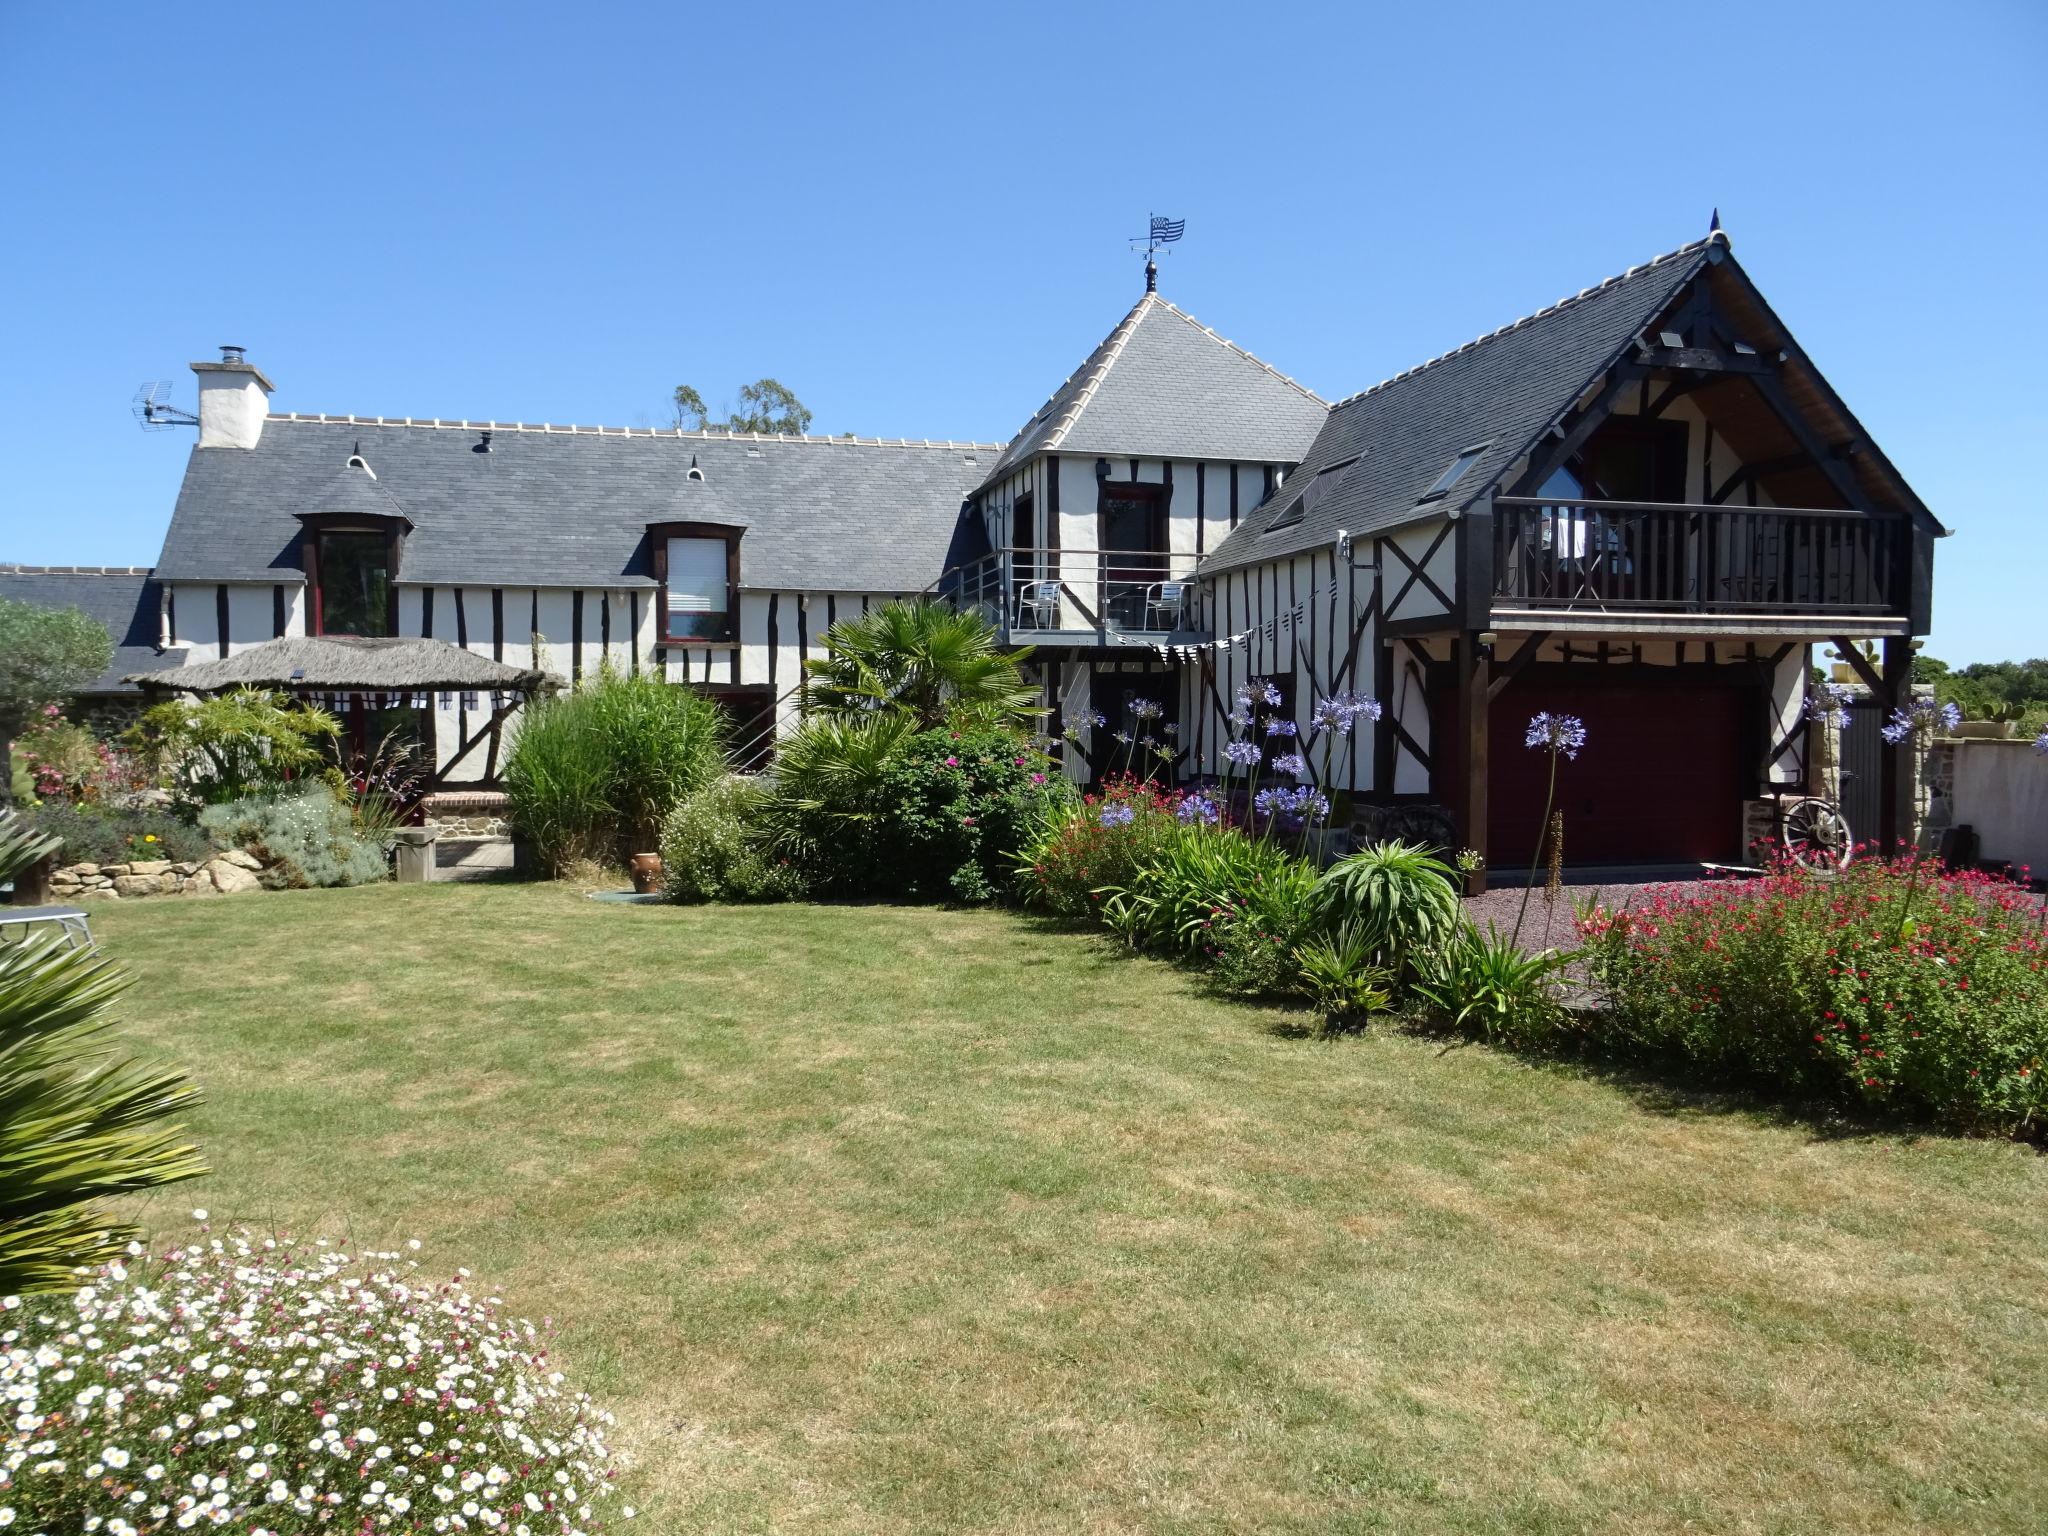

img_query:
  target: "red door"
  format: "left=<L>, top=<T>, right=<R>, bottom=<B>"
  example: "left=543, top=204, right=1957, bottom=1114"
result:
left=1486, top=682, right=1747, bottom=866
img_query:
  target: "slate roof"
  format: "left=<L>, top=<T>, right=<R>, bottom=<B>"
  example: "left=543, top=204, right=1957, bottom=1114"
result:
left=0, top=566, right=175, bottom=694
left=127, top=635, right=553, bottom=694
left=979, top=293, right=1327, bottom=489
left=1202, top=239, right=1715, bottom=574
left=156, top=419, right=1002, bottom=593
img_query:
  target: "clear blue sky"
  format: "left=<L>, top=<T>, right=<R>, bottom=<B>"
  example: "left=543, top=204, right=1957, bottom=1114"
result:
left=2, top=1, right=2041, bottom=664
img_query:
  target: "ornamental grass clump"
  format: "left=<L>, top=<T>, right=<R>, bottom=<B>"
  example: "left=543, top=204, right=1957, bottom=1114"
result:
left=1, top=1229, right=633, bottom=1533
left=1577, top=851, right=2048, bottom=1134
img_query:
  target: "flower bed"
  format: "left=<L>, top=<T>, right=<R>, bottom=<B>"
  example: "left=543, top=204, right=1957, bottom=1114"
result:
left=0, top=1228, right=632, bottom=1533
left=1577, top=853, right=2048, bottom=1134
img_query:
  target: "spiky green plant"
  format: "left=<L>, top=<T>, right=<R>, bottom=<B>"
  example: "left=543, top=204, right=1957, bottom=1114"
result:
left=801, top=600, right=1040, bottom=730
left=753, top=714, right=915, bottom=891
left=0, top=812, right=206, bottom=1293
left=1315, top=839, right=1464, bottom=981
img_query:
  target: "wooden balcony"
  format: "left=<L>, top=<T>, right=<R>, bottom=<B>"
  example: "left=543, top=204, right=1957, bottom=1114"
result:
left=936, top=547, right=1210, bottom=648
left=1489, top=497, right=1912, bottom=628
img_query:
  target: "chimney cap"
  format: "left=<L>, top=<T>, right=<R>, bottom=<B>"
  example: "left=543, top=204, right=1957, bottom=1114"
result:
left=191, top=347, right=276, bottom=392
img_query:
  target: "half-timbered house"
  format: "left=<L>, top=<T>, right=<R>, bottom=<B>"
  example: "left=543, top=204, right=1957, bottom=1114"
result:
left=13, top=224, right=1940, bottom=881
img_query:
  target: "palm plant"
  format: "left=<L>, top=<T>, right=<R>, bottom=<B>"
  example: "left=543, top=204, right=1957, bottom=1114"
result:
left=801, top=600, right=1040, bottom=729
left=0, top=812, right=206, bottom=1293
left=753, top=714, right=916, bottom=889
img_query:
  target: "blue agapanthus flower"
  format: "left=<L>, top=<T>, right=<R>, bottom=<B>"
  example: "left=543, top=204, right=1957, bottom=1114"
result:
left=1272, top=752, right=1308, bottom=778
left=1255, top=679, right=1284, bottom=708
left=1113, top=729, right=1133, bottom=746
left=1805, top=680, right=1856, bottom=730
left=1176, top=795, right=1220, bottom=825
left=2036, top=728, right=2048, bottom=756
left=1162, top=721, right=1180, bottom=737
left=1264, top=718, right=1298, bottom=738
left=1128, top=698, right=1164, bottom=721
left=1310, top=691, right=1383, bottom=735
left=1098, top=802, right=1136, bottom=828
left=1255, top=785, right=1330, bottom=826
left=1524, top=712, right=1588, bottom=760
left=1880, top=708, right=1914, bottom=746
left=1938, top=700, right=1963, bottom=733
left=1223, top=740, right=1263, bottom=767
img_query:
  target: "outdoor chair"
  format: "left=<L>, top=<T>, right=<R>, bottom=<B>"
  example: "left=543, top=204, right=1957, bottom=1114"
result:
left=0, top=906, right=97, bottom=953
left=1143, top=580, right=1187, bottom=631
left=1015, top=579, right=1062, bottom=630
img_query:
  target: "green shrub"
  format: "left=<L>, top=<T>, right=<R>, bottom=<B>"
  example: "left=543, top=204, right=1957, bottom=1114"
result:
left=1413, top=924, right=1572, bottom=1046
left=876, top=727, right=1063, bottom=901
left=503, top=667, right=726, bottom=873
left=0, top=812, right=205, bottom=1293
left=1315, top=839, right=1464, bottom=982
left=1294, top=924, right=1395, bottom=1033
left=1577, top=852, right=2048, bottom=1133
left=130, top=688, right=340, bottom=807
left=198, top=784, right=390, bottom=887
left=15, top=801, right=211, bottom=867
left=661, top=775, right=807, bottom=902
left=1013, top=775, right=1177, bottom=922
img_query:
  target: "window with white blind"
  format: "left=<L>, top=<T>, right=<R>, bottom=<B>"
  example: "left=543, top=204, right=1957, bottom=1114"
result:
left=665, top=535, right=735, bottom=641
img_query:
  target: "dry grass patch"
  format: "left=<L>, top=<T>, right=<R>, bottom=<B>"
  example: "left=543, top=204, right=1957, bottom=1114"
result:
left=92, top=883, right=2048, bottom=1535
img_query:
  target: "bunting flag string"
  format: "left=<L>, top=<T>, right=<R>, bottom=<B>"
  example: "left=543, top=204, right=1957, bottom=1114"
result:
left=1111, top=601, right=1309, bottom=664
left=1104, top=572, right=1341, bottom=663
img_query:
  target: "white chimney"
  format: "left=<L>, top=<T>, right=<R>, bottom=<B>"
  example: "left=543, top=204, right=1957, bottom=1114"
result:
left=190, top=345, right=274, bottom=449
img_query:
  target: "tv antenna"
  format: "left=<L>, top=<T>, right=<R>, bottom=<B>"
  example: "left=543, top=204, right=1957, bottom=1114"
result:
left=133, top=380, right=198, bottom=431
left=1130, top=213, right=1184, bottom=293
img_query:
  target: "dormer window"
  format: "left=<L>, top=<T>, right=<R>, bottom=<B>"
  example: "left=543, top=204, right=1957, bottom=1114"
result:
left=651, top=523, right=741, bottom=643
left=298, top=451, right=410, bottom=637
left=315, top=530, right=393, bottom=637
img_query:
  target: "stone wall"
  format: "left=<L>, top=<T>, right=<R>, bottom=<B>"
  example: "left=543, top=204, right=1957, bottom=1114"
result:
left=421, top=791, right=510, bottom=839
left=51, top=849, right=270, bottom=900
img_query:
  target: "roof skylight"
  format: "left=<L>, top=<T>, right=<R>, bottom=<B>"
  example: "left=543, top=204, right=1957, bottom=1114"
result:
left=1420, top=443, right=1489, bottom=502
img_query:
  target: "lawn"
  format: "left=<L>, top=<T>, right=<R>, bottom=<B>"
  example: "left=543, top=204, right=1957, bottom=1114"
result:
left=96, top=885, right=2048, bottom=1535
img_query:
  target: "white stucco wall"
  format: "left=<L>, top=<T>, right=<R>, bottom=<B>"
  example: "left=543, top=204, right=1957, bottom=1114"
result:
left=1949, top=741, right=2048, bottom=877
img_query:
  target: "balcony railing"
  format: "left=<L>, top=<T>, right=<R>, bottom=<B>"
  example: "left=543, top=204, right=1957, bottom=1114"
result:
left=1490, top=498, right=1908, bottom=616
left=936, top=547, right=1207, bottom=642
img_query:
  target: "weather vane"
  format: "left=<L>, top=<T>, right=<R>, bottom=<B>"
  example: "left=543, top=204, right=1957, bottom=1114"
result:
left=1131, top=213, right=1184, bottom=293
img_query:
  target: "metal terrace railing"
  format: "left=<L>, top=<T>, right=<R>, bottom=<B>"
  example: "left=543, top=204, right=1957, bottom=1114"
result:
left=1490, top=498, right=1909, bottom=616
left=936, top=547, right=1207, bottom=643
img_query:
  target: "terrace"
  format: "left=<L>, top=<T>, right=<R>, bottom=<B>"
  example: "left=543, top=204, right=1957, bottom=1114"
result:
left=935, top=545, right=1210, bottom=647
left=1487, top=495, right=1914, bottom=633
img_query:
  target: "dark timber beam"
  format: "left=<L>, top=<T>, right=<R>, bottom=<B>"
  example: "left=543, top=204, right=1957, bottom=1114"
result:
left=1486, top=631, right=1549, bottom=702
left=1507, top=367, right=1645, bottom=497
left=1878, top=636, right=1911, bottom=854
left=1633, top=345, right=1775, bottom=375
left=1454, top=631, right=1490, bottom=895
left=1747, top=371, right=1874, bottom=513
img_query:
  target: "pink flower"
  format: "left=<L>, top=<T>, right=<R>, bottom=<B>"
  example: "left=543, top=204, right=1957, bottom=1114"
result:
left=945, top=756, right=959, bottom=766
left=1030, top=773, right=1045, bottom=783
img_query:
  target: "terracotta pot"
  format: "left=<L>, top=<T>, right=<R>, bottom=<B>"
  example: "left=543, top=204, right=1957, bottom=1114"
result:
left=629, top=852, right=663, bottom=895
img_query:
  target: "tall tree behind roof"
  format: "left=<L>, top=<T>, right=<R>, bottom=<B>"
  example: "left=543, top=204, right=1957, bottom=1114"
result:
left=671, top=378, right=813, bottom=435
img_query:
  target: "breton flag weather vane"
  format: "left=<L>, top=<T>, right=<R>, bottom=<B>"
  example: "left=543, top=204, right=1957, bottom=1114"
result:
left=1134, top=213, right=1185, bottom=292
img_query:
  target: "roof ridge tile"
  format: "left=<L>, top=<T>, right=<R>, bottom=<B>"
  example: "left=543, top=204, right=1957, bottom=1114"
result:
left=1325, top=237, right=1712, bottom=411
left=265, top=414, right=1004, bottom=452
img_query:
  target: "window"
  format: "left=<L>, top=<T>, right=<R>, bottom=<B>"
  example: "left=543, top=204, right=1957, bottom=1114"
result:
left=665, top=536, right=733, bottom=641
left=1420, top=442, right=1489, bottom=502
left=316, top=530, right=392, bottom=637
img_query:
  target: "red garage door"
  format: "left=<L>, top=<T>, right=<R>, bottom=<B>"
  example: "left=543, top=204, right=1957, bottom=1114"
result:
left=1487, top=683, right=1747, bottom=866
